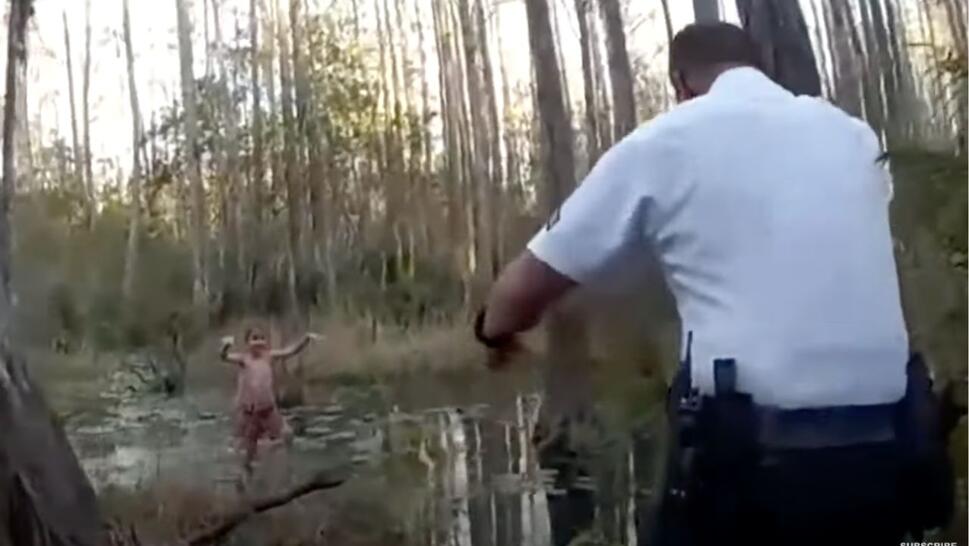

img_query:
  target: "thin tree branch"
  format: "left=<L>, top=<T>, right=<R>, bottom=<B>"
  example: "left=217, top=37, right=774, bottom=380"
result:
left=183, top=469, right=347, bottom=546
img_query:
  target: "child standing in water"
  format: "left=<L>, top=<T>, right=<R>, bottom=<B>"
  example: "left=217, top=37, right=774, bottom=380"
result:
left=220, top=326, right=321, bottom=473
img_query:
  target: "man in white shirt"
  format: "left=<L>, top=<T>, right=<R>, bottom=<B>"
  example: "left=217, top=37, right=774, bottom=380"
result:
left=474, top=23, right=952, bottom=545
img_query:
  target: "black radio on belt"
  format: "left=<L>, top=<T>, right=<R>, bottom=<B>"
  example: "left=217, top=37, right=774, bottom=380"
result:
left=669, top=332, right=702, bottom=503
left=713, top=358, right=737, bottom=395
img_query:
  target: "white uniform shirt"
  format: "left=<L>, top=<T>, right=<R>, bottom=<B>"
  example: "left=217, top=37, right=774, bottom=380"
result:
left=527, top=67, right=908, bottom=409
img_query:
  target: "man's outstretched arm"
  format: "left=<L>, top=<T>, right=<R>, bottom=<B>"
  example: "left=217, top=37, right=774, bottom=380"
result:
left=481, top=250, right=577, bottom=341
left=476, top=132, right=658, bottom=361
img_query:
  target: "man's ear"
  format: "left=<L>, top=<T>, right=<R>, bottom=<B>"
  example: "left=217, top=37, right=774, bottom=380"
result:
left=670, top=70, right=692, bottom=102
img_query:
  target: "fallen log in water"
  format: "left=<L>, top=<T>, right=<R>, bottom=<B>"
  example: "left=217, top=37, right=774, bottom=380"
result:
left=183, top=469, right=347, bottom=546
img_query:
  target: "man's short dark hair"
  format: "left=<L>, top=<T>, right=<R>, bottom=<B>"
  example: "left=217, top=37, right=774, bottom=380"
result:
left=669, top=22, right=760, bottom=76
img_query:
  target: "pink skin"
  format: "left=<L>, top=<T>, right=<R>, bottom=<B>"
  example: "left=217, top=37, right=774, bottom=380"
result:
left=235, top=339, right=277, bottom=412
left=221, top=331, right=315, bottom=472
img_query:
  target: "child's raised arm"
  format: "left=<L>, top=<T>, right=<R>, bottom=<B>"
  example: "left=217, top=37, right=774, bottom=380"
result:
left=271, top=333, right=323, bottom=359
left=220, top=336, right=245, bottom=366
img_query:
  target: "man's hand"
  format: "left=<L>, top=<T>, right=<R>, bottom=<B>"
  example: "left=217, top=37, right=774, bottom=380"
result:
left=485, top=336, right=526, bottom=370
left=307, top=332, right=324, bottom=342
left=475, top=308, right=529, bottom=370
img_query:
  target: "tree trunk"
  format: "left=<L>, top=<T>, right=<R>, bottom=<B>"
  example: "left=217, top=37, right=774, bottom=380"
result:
left=659, top=0, right=674, bottom=44
left=61, top=12, right=83, bottom=199
left=599, top=0, right=637, bottom=140
left=548, top=0, right=572, bottom=121
left=374, top=0, right=390, bottom=202
left=248, top=0, right=264, bottom=300
left=867, top=0, right=901, bottom=144
left=262, top=0, right=279, bottom=199
left=211, top=0, right=245, bottom=292
left=914, top=0, right=942, bottom=131
left=942, top=0, right=967, bottom=54
left=575, top=0, right=601, bottom=168
left=176, top=0, right=210, bottom=306
left=807, top=0, right=831, bottom=98
left=0, top=1, right=100, bottom=544
left=121, top=0, right=143, bottom=301
left=474, top=0, right=503, bottom=273
left=822, top=0, right=863, bottom=117
left=522, top=0, right=592, bottom=420
left=81, top=0, right=94, bottom=226
left=457, top=0, right=493, bottom=283
left=588, top=10, right=613, bottom=150
left=416, top=0, right=433, bottom=174
left=446, top=0, right=477, bottom=292
left=857, top=0, right=886, bottom=139
left=432, top=0, right=461, bottom=251
left=275, top=0, right=303, bottom=314
left=885, top=0, right=921, bottom=143
left=693, top=0, right=720, bottom=22
left=736, top=0, right=822, bottom=96
left=495, top=6, right=518, bottom=194
left=414, top=0, right=435, bottom=256
left=393, top=0, right=419, bottom=276
left=290, top=0, right=327, bottom=296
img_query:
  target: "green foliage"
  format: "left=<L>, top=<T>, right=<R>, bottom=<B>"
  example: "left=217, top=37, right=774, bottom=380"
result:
left=338, top=249, right=463, bottom=324
left=12, top=191, right=195, bottom=353
left=888, top=148, right=968, bottom=264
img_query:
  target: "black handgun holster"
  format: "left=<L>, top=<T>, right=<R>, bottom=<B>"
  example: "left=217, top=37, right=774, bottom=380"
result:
left=896, top=353, right=956, bottom=535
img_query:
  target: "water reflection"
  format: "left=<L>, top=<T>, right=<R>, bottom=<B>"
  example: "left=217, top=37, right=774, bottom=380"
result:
left=67, top=388, right=658, bottom=544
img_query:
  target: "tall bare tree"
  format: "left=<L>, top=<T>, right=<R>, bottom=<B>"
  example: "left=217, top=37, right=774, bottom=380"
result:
left=494, top=5, right=518, bottom=193
left=857, top=0, right=886, bottom=138
left=457, top=0, right=493, bottom=283
left=291, top=0, right=329, bottom=295
left=415, top=0, right=433, bottom=174
left=659, top=0, right=674, bottom=44
left=588, top=7, right=613, bottom=150
left=599, top=0, right=636, bottom=140
left=0, top=1, right=100, bottom=543
left=81, top=0, right=94, bottom=226
left=575, top=0, right=601, bottom=167
left=276, top=0, right=303, bottom=311
left=736, top=0, right=822, bottom=96
left=432, top=0, right=461, bottom=249
left=822, top=0, right=863, bottom=117
left=61, top=12, right=83, bottom=196
left=122, top=0, right=144, bottom=300
left=522, top=0, right=591, bottom=423
left=210, top=0, right=245, bottom=285
left=474, top=0, right=503, bottom=272
left=176, top=0, right=210, bottom=305
left=248, top=0, right=264, bottom=297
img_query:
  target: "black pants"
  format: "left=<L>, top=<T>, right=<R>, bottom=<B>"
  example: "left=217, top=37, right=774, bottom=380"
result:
left=648, top=439, right=907, bottom=546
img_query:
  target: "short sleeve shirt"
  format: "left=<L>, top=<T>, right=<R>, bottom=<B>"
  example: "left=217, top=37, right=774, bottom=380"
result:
left=527, top=67, right=908, bottom=409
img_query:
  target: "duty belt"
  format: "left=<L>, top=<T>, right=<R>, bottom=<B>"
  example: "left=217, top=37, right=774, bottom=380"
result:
left=708, top=356, right=898, bottom=450
left=755, top=403, right=897, bottom=450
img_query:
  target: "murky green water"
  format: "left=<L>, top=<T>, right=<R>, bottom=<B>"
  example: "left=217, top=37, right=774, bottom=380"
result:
left=58, top=365, right=658, bottom=545
left=54, top=363, right=965, bottom=546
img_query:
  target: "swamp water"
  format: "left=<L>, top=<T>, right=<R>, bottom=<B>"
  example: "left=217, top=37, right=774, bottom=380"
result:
left=56, top=365, right=662, bottom=546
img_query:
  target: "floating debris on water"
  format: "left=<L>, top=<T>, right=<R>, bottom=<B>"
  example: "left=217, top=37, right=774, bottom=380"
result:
left=303, top=425, right=333, bottom=438
left=325, top=430, right=356, bottom=442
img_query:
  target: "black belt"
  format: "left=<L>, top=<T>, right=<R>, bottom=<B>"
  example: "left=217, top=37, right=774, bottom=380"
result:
left=756, top=403, right=897, bottom=450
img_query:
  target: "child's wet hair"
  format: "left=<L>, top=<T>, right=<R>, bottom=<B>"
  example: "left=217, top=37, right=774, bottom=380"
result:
left=243, top=322, right=269, bottom=343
